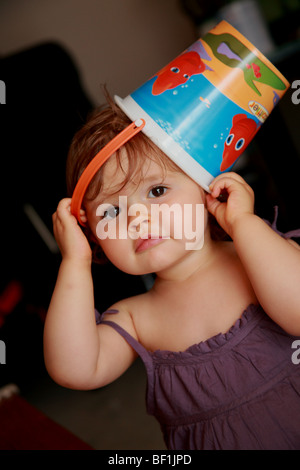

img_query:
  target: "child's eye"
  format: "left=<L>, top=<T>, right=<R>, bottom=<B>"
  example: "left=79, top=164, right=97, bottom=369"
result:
left=103, top=205, right=120, bottom=220
left=148, top=186, right=167, bottom=198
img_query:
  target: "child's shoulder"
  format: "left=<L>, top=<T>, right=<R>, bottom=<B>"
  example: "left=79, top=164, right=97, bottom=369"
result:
left=107, top=290, right=151, bottom=315
left=102, top=291, right=152, bottom=340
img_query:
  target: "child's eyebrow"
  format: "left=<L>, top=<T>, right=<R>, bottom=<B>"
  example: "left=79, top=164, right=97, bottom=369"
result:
left=93, top=172, right=168, bottom=206
left=94, top=191, right=120, bottom=205
left=140, top=173, right=167, bottom=185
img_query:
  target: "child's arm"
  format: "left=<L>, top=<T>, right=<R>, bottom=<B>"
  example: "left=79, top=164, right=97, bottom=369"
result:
left=207, top=173, right=300, bottom=335
left=44, top=199, right=137, bottom=390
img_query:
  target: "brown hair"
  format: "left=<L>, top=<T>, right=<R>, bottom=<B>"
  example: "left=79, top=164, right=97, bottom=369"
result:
left=66, top=90, right=180, bottom=199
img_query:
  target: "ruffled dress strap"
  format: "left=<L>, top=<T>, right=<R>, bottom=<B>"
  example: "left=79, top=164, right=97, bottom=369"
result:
left=95, top=309, right=154, bottom=377
left=264, top=206, right=300, bottom=239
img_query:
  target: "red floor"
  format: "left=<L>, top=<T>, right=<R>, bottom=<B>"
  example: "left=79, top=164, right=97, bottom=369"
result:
left=0, top=394, right=93, bottom=450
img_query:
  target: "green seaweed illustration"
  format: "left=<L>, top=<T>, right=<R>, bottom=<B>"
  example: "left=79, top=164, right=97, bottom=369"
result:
left=203, top=32, right=286, bottom=96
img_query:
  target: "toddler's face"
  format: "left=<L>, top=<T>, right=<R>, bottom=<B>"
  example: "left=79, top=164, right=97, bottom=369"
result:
left=85, top=151, right=208, bottom=275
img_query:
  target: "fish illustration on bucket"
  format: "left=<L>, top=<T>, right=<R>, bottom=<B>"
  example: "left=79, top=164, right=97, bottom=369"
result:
left=115, top=21, right=289, bottom=191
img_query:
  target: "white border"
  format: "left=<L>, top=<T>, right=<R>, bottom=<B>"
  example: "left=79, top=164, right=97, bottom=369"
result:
left=114, top=95, right=213, bottom=192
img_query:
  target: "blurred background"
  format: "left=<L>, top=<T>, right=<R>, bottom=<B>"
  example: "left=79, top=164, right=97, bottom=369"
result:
left=0, top=0, right=299, bottom=450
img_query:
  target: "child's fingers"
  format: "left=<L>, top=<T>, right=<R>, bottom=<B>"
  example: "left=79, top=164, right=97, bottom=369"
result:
left=210, top=173, right=246, bottom=191
left=52, top=199, right=77, bottom=233
left=53, top=198, right=88, bottom=229
left=55, top=198, right=74, bottom=221
left=209, top=174, right=251, bottom=198
left=209, top=177, right=237, bottom=198
left=206, top=193, right=222, bottom=217
left=57, top=197, right=72, bottom=212
left=210, top=172, right=247, bottom=187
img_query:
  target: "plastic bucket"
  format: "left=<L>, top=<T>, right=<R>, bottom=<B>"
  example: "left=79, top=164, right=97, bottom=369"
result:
left=115, top=21, right=289, bottom=191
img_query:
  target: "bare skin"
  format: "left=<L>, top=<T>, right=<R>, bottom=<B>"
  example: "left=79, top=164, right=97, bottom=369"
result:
left=44, top=157, right=300, bottom=391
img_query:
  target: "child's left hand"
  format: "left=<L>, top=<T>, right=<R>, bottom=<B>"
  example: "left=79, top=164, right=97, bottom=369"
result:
left=206, top=172, right=254, bottom=238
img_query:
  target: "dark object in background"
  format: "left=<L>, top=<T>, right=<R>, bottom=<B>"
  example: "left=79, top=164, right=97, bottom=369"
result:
left=0, top=43, right=146, bottom=390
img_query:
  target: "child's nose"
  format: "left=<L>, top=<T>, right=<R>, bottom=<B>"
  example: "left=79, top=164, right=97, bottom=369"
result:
left=127, top=203, right=151, bottom=236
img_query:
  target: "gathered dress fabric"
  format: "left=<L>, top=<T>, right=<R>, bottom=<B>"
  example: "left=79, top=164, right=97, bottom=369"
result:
left=96, top=211, right=300, bottom=450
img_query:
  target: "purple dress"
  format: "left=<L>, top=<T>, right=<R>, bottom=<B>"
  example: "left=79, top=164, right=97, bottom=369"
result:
left=96, top=211, right=300, bottom=450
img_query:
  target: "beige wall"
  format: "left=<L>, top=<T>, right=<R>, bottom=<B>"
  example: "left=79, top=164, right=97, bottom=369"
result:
left=0, top=0, right=196, bottom=104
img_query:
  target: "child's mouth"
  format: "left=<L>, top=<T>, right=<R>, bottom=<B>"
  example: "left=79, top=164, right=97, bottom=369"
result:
left=135, top=235, right=168, bottom=253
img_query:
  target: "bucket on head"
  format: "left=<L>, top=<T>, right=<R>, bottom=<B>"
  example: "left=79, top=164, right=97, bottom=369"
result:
left=115, top=21, right=289, bottom=192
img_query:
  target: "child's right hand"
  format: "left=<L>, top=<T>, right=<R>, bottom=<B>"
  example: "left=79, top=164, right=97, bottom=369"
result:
left=52, top=198, right=92, bottom=263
